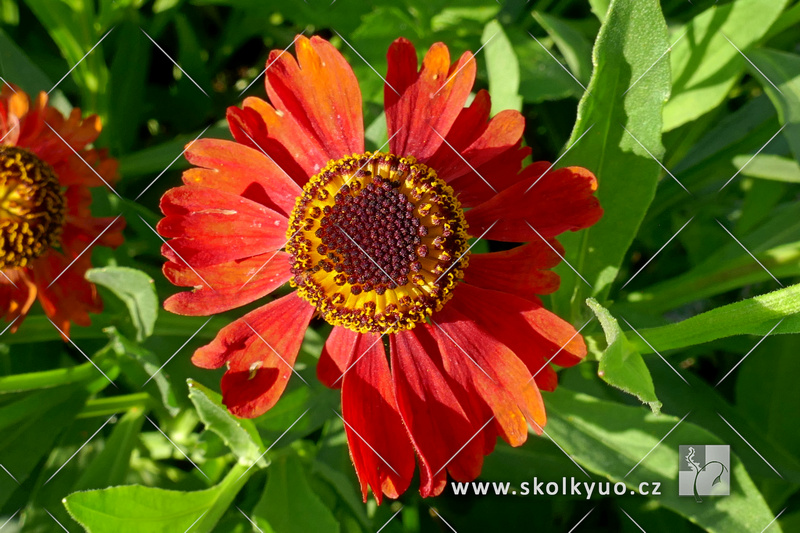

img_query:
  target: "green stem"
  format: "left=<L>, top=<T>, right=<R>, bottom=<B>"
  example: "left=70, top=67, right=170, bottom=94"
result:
left=0, top=361, right=97, bottom=392
left=77, top=392, right=151, bottom=419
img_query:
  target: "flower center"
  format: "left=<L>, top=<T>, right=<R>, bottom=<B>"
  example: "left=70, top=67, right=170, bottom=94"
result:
left=287, top=152, right=469, bottom=334
left=0, top=146, right=66, bottom=269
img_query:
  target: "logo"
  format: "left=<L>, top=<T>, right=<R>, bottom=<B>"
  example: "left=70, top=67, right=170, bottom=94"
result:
left=679, top=445, right=730, bottom=502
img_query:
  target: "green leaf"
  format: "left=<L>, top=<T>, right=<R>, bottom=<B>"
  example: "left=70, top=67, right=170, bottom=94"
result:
left=64, top=462, right=253, bottom=533
left=586, top=298, right=661, bottom=413
left=589, top=0, right=611, bottom=22
left=733, top=154, right=800, bottom=182
left=253, top=455, right=340, bottom=533
left=663, top=0, right=788, bottom=131
left=551, top=0, right=671, bottom=321
left=0, top=27, right=53, bottom=93
left=546, top=389, right=782, bottom=533
left=74, top=407, right=146, bottom=491
left=86, top=267, right=158, bottom=341
left=630, top=283, right=800, bottom=354
left=532, top=11, right=593, bottom=84
left=748, top=48, right=800, bottom=162
left=187, top=379, right=265, bottom=465
left=508, top=27, right=583, bottom=103
left=482, top=20, right=522, bottom=115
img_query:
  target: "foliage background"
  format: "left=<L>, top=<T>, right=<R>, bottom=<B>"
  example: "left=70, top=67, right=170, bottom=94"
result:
left=1, top=0, right=799, bottom=531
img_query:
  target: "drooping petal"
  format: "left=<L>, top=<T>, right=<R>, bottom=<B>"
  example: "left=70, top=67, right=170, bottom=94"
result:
left=265, top=36, right=364, bottom=166
left=448, top=145, right=531, bottom=208
left=463, top=240, right=562, bottom=299
left=192, top=292, right=314, bottom=418
left=0, top=268, right=37, bottom=331
left=163, top=252, right=292, bottom=315
left=183, top=138, right=302, bottom=217
left=158, top=185, right=288, bottom=267
left=385, top=38, right=476, bottom=163
left=449, top=283, right=586, bottom=372
left=317, top=325, right=359, bottom=389
left=342, top=332, right=415, bottom=503
left=465, top=165, right=603, bottom=241
left=432, top=304, right=546, bottom=442
left=390, top=328, right=484, bottom=497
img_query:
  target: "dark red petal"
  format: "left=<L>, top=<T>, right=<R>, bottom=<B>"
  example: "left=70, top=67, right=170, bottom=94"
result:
left=464, top=240, right=562, bottom=299
left=449, top=283, right=586, bottom=371
left=183, top=138, right=302, bottom=217
left=163, top=252, right=292, bottom=316
left=342, top=332, right=415, bottom=503
left=265, top=36, right=364, bottom=165
left=449, top=145, right=532, bottom=207
left=317, top=326, right=359, bottom=389
left=465, top=165, right=603, bottom=241
left=385, top=38, right=476, bottom=162
left=191, top=292, right=314, bottom=418
left=432, top=305, right=545, bottom=444
left=390, top=328, right=484, bottom=497
left=158, top=185, right=288, bottom=267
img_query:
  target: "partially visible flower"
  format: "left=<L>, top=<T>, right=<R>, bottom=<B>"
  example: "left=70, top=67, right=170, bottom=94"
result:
left=0, top=85, right=123, bottom=337
left=159, top=36, right=602, bottom=501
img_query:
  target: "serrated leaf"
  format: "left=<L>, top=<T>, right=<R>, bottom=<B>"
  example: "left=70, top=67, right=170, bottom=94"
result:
left=187, top=379, right=265, bottom=465
left=586, top=298, right=661, bottom=413
left=86, top=267, right=158, bottom=341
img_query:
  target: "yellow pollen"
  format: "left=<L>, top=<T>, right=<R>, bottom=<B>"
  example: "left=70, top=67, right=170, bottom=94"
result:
left=286, top=152, right=469, bottom=334
left=0, top=146, right=66, bottom=269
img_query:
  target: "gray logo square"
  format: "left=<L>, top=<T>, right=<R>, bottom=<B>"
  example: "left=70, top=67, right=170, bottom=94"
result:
left=679, top=445, right=730, bottom=500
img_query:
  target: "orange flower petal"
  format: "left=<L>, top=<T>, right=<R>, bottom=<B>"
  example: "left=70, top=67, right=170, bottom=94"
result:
left=317, top=325, right=358, bottom=389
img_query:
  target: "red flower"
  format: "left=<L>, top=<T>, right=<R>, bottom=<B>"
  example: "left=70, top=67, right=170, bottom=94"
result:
left=159, top=36, right=602, bottom=500
left=0, top=86, right=124, bottom=338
